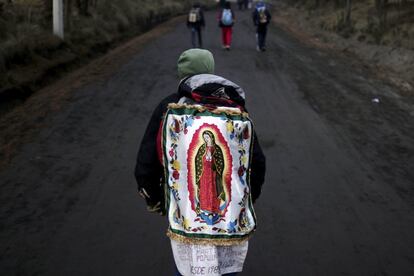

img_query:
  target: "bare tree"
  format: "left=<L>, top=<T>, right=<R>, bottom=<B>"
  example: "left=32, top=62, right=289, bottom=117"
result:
left=376, top=0, right=389, bottom=29
left=42, top=0, right=53, bottom=25
left=345, top=0, right=352, bottom=26
left=65, top=0, right=72, bottom=30
left=76, top=0, right=89, bottom=15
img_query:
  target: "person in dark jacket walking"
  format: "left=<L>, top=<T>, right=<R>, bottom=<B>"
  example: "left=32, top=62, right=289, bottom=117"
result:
left=218, top=1, right=235, bottom=50
left=219, top=0, right=226, bottom=8
left=187, top=3, right=205, bottom=48
left=135, top=49, right=266, bottom=276
left=237, top=0, right=243, bottom=10
left=237, top=0, right=249, bottom=10
left=252, top=1, right=271, bottom=51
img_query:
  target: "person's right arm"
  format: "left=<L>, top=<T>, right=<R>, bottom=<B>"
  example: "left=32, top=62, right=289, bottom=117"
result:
left=134, top=94, right=180, bottom=214
left=252, top=9, right=258, bottom=26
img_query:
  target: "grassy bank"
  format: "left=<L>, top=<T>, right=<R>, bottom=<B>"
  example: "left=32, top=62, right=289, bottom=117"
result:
left=283, top=0, right=414, bottom=49
left=0, top=0, right=214, bottom=111
left=275, top=0, right=414, bottom=94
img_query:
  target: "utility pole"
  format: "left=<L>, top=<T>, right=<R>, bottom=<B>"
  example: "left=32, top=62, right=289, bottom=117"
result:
left=53, top=0, right=64, bottom=39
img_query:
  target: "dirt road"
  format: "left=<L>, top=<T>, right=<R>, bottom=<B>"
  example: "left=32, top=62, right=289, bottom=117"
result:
left=1, top=9, right=413, bottom=276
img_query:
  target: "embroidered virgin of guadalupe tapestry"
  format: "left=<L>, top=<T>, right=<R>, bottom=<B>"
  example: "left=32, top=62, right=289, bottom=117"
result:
left=162, top=104, right=257, bottom=245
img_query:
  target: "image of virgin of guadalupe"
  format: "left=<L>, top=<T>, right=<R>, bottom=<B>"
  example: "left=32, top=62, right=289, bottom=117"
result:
left=194, top=130, right=227, bottom=224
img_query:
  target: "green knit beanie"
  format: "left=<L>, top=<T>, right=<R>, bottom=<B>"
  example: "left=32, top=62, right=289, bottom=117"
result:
left=177, top=49, right=215, bottom=79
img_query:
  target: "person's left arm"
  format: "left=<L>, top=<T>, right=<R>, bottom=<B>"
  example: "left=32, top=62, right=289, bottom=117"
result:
left=200, top=10, right=206, bottom=27
left=250, top=132, right=266, bottom=203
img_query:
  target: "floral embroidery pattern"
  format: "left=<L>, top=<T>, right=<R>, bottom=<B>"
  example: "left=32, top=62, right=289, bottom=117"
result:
left=173, top=206, right=207, bottom=233
left=168, top=115, right=197, bottom=201
left=225, top=119, right=250, bottom=186
left=164, top=106, right=256, bottom=242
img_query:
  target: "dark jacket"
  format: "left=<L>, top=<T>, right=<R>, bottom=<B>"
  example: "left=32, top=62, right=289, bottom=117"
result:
left=135, top=74, right=266, bottom=213
left=187, top=7, right=205, bottom=29
left=252, top=7, right=271, bottom=29
left=219, top=0, right=226, bottom=8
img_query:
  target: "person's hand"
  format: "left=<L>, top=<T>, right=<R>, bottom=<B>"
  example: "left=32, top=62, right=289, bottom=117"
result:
left=147, top=201, right=165, bottom=215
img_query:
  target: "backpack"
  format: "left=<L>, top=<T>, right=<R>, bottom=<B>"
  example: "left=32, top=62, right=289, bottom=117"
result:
left=162, top=102, right=256, bottom=241
left=221, top=9, right=233, bottom=26
left=188, top=8, right=200, bottom=23
left=258, top=9, right=268, bottom=24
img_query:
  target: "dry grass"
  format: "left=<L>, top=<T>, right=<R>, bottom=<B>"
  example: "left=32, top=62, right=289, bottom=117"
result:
left=0, top=0, right=214, bottom=98
left=0, top=15, right=187, bottom=168
left=292, top=0, right=414, bottom=49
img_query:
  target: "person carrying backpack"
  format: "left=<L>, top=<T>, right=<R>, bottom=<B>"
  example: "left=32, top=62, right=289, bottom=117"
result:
left=135, top=48, right=266, bottom=276
left=187, top=3, right=205, bottom=48
left=252, top=1, right=271, bottom=51
left=218, top=1, right=235, bottom=50
left=219, top=0, right=226, bottom=9
left=237, top=0, right=243, bottom=10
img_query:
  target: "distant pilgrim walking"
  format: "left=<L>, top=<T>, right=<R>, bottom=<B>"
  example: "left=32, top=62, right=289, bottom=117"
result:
left=187, top=3, right=205, bottom=48
left=237, top=0, right=249, bottom=10
left=218, top=1, right=235, bottom=50
left=135, top=48, right=266, bottom=276
left=252, top=1, right=271, bottom=52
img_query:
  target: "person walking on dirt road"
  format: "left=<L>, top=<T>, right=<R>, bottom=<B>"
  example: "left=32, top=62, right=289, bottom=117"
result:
left=218, top=1, right=235, bottom=50
left=135, top=48, right=266, bottom=276
left=252, top=1, right=271, bottom=51
left=219, top=0, right=226, bottom=9
left=187, top=3, right=205, bottom=48
left=237, top=0, right=249, bottom=10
